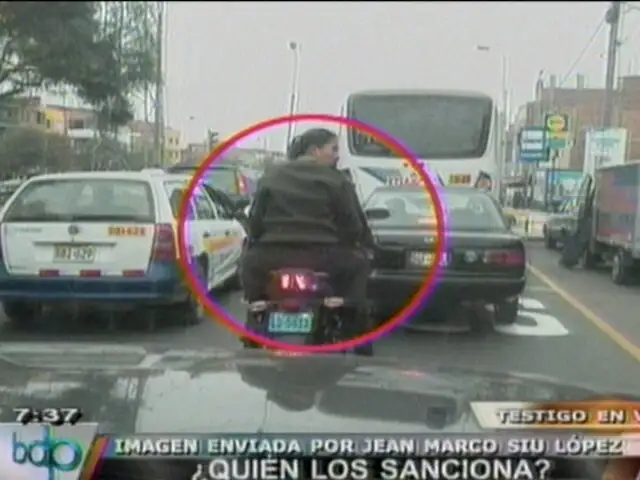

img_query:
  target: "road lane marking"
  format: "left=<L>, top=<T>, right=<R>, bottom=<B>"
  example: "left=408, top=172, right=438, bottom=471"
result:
left=527, top=263, right=640, bottom=363
left=525, top=286, right=555, bottom=293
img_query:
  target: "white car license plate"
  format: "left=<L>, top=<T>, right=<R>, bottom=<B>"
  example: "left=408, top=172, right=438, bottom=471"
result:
left=267, top=311, right=314, bottom=333
left=53, top=245, right=96, bottom=263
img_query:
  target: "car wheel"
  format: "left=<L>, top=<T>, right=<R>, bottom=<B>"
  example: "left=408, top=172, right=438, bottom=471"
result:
left=3, top=301, right=41, bottom=328
left=225, top=261, right=242, bottom=291
left=494, top=298, right=519, bottom=325
left=611, top=250, right=632, bottom=286
left=174, top=258, right=207, bottom=326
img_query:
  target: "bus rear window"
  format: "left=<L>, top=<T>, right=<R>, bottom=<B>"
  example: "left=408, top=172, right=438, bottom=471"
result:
left=347, top=94, right=492, bottom=159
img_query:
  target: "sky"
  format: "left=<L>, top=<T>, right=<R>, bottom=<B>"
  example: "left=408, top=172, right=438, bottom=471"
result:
left=165, top=1, right=640, bottom=149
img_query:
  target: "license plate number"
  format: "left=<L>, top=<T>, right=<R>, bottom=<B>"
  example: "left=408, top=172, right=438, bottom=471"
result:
left=267, top=312, right=314, bottom=333
left=449, top=174, right=471, bottom=185
left=53, top=245, right=96, bottom=263
left=408, top=251, right=448, bottom=267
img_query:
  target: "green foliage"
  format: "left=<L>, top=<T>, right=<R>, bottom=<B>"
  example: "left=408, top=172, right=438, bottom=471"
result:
left=0, top=2, right=156, bottom=126
left=0, top=127, right=75, bottom=175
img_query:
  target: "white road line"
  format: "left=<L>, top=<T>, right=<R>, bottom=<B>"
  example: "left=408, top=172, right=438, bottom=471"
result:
left=525, top=286, right=555, bottom=292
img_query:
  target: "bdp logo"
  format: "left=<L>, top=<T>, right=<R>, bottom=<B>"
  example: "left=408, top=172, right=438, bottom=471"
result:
left=12, top=426, right=84, bottom=480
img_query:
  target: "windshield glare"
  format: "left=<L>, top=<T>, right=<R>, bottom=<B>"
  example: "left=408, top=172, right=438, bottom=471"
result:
left=3, top=179, right=155, bottom=222
left=366, top=189, right=506, bottom=231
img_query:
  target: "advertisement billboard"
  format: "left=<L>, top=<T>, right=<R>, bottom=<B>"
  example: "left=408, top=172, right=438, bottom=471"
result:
left=583, top=128, right=628, bottom=176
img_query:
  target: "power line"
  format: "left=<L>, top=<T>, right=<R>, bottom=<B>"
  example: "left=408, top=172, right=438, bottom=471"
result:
left=559, top=17, right=607, bottom=87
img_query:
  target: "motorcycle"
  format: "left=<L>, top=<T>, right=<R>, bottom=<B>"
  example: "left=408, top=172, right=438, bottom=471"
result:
left=242, top=268, right=357, bottom=350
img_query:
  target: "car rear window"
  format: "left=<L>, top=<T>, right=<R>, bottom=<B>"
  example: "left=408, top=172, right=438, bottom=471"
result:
left=202, top=169, right=238, bottom=194
left=3, top=179, right=155, bottom=223
left=167, top=167, right=239, bottom=195
left=163, top=181, right=197, bottom=220
left=366, top=188, right=507, bottom=231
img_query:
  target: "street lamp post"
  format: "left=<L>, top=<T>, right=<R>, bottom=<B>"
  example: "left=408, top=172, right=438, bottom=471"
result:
left=476, top=45, right=509, bottom=125
left=477, top=45, right=510, bottom=202
left=284, top=41, right=301, bottom=154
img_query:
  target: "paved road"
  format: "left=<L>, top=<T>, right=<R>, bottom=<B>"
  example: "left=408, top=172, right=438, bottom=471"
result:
left=527, top=242, right=640, bottom=353
left=0, top=243, right=637, bottom=395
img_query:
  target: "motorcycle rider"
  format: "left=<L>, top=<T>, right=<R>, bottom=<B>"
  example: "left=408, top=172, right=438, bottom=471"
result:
left=241, top=128, right=375, bottom=355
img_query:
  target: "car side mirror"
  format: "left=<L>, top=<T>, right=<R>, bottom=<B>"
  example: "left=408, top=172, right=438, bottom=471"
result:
left=365, top=208, right=391, bottom=220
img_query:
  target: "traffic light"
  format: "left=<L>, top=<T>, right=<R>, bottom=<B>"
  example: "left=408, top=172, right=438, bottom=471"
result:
left=207, top=130, right=219, bottom=150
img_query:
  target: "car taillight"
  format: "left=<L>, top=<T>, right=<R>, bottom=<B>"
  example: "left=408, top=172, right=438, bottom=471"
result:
left=484, top=249, right=525, bottom=266
left=151, top=223, right=177, bottom=261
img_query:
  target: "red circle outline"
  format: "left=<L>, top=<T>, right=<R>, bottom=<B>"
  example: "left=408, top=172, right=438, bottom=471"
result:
left=177, top=113, right=445, bottom=353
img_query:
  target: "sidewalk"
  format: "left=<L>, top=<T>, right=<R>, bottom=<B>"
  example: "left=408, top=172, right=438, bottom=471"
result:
left=504, top=208, right=547, bottom=240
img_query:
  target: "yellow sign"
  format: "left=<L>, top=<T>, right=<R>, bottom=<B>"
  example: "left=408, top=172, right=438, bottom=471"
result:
left=449, top=174, right=471, bottom=185
left=545, top=114, right=568, bottom=139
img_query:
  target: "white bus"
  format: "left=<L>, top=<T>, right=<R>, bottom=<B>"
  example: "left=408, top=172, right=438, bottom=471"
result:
left=337, top=89, right=500, bottom=202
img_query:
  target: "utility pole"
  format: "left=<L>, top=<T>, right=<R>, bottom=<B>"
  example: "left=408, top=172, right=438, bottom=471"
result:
left=284, top=41, right=300, bottom=153
left=153, top=2, right=165, bottom=166
left=603, top=1, right=622, bottom=127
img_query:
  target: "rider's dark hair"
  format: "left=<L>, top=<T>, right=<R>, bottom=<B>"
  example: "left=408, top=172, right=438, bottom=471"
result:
left=287, top=128, right=337, bottom=160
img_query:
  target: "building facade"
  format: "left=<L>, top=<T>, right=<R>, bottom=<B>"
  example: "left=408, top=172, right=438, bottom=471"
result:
left=515, top=75, right=640, bottom=170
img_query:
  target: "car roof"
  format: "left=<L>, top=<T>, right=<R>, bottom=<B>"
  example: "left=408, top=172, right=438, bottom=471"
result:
left=372, top=185, right=487, bottom=195
left=167, top=159, right=238, bottom=170
left=23, top=171, right=192, bottom=185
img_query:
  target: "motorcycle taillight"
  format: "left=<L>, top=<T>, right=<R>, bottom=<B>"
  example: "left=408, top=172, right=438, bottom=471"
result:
left=274, top=271, right=317, bottom=293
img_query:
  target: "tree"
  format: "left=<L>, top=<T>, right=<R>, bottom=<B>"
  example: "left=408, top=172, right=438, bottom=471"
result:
left=0, top=127, right=75, bottom=176
left=0, top=2, right=156, bottom=126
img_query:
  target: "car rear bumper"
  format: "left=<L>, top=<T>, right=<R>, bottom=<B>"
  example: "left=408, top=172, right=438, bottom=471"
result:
left=368, top=270, right=526, bottom=314
left=0, top=262, right=188, bottom=304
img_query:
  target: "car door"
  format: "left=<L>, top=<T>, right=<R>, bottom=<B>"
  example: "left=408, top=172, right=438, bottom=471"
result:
left=207, top=194, right=246, bottom=279
left=191, top=189, right=224, bottom=287
left=202, top=185, right=248, bottom=232
left=567, top=175, right=593, bottom=235
left=163, top=180, right=206, bottom=280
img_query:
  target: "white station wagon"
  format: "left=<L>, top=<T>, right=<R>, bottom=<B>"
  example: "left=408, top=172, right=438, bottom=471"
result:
left=0, top=171, right=246, bottom=327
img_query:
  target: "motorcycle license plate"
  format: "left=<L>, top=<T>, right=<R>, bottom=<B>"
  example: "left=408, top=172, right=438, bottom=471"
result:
left=267, top=311, right=314, bottom=333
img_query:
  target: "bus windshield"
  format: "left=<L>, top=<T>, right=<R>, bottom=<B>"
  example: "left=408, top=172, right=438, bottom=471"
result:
left=347, top=93, right=492, bottom=159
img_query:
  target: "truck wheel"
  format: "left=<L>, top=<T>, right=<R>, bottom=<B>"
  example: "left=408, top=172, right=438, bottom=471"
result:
left=3, top=301, right=41, bottom=328
left=494, top=298, right=519, bottom=325
left=611, top=250, right=632, bottom=285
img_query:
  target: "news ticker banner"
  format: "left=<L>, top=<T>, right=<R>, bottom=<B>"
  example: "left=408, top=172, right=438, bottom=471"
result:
left=2, top=423, right=640, bottom=480
left=471, top=401, right=640, bottom=430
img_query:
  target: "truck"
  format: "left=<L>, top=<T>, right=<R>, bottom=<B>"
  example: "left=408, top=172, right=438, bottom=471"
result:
left=570, top=162, right=640, bottom=285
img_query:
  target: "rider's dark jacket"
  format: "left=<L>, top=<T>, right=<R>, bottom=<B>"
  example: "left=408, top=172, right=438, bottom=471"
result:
left=247, top=157, right=374, bottom=247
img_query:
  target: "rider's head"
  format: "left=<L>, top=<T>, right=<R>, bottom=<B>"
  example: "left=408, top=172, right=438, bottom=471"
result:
left=288, top=128, right=339, bottom=167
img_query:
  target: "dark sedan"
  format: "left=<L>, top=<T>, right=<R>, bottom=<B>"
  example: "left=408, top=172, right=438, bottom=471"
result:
left=365, top=186, right=526, bottom=325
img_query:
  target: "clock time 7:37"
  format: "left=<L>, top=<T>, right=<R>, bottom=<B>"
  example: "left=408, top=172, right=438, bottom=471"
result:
left=13, top=407, right=83, bottom=426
